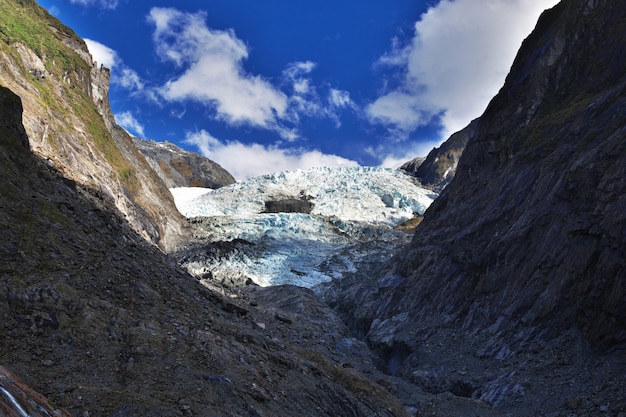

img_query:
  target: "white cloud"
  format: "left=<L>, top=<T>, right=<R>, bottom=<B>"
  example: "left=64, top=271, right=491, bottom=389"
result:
left=69, top=0, right=118, bottom=9
left=84, top=38, right=118, bottom=69
left=115, top=111, right=145, bottom=137
left=325, top=89, right=358, bottom=128
left=117, top=68, right=144, bottom=90
left=293, top=79, right=311, bottom=95
left=185, top=130, right=359, bottom=180
left=283, top=61, right=316, bottom=78
left=280, top=63, right=358, bottom=128
left=283, top=61, right=317, bottom=95
left=147, top=9, right=358, bottom=139
left=328, top=89, right=356, bottom=110
left=148, top=8, right=291, bottom=137
left=367, top=0, right=559, bottom=140
left=281, top=61, right=325, bottom=126
left=46, top=5, right=61, bottom=16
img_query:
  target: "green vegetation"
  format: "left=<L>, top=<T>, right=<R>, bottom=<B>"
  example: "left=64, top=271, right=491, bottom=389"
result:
left=0, top=0, right=88, bottom=77
left=69, top=95, right=140, bottom=195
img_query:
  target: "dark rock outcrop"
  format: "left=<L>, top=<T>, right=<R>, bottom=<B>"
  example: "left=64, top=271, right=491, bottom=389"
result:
left=324, top=1, right=626, bottom=415
left=398, top=157, right=424, bottom=175
left=402, top=118, right=479, bottom=191
left=133, top=138, right=236, bottom=189
left=263, top=198, right=314, bottom=214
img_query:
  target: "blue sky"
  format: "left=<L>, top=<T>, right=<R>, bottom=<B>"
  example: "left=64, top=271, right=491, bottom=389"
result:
left=38, top=0, right=558, bottom=180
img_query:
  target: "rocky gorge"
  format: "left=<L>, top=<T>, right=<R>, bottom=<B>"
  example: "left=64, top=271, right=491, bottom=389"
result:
left=0, top=0, right=625, bottom=416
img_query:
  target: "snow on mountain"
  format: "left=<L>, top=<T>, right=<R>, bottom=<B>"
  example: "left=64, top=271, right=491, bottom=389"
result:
left=171, top=167, right=438, bottom=287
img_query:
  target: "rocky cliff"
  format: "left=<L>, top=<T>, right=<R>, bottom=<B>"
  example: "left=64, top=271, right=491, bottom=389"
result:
left=0, top=0, right=185, bottom=250
left=133, top=138, right=236, bottom=189
left=401, top=118, right=478, bottom=191
left=325, top=0, right=626, bottom=415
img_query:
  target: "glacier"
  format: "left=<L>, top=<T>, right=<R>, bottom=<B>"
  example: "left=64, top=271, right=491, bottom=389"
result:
left=171, top=167, right=438, bottom=288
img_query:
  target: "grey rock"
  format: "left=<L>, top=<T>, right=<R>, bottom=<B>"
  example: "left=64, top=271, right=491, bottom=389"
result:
left=263, top=198, right=314, bottom=214
left=402, top=118, right=479, bottom=192
left=133, top=138, right=236, bottom=189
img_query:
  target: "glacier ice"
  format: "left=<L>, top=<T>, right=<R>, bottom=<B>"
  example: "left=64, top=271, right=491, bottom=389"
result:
left=171, top=167, right=437, bottom=287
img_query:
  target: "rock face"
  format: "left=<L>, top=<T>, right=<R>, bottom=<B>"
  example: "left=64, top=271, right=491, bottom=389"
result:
left=401, top=118, right=478, bottom=191
left=0, top=85, right=410, bottom=416
left=133, top=138, right=236, bottom=189
left=324, top=1, right=626, bottom=415
left=0, top=0, right=185, bottom=250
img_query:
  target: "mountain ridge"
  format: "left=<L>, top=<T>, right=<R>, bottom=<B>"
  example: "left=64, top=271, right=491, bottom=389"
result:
left=401, top=118, right=478, bottom=191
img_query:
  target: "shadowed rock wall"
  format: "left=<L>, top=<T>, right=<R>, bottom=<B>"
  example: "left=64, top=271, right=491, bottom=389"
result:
left=326, top=1, right=626, bottom=414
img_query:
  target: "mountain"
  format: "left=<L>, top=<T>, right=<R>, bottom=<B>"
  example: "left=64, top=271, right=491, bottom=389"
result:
left=171, top=167, right=437, bottom=288
left=401, top=118, right=478, bottom=191
left=133, top=138, right=236, bottom=189
left=2, top=0, right=625, bottom=416
left=0, top=0, right=184, bottom=249
left=323, top=0, right=626, bottom=415
left=0, top=82, right=412, bottom=416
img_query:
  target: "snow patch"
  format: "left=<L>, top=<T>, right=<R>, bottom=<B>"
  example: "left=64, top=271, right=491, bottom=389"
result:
left=170, top=187, right=212, bottom=211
